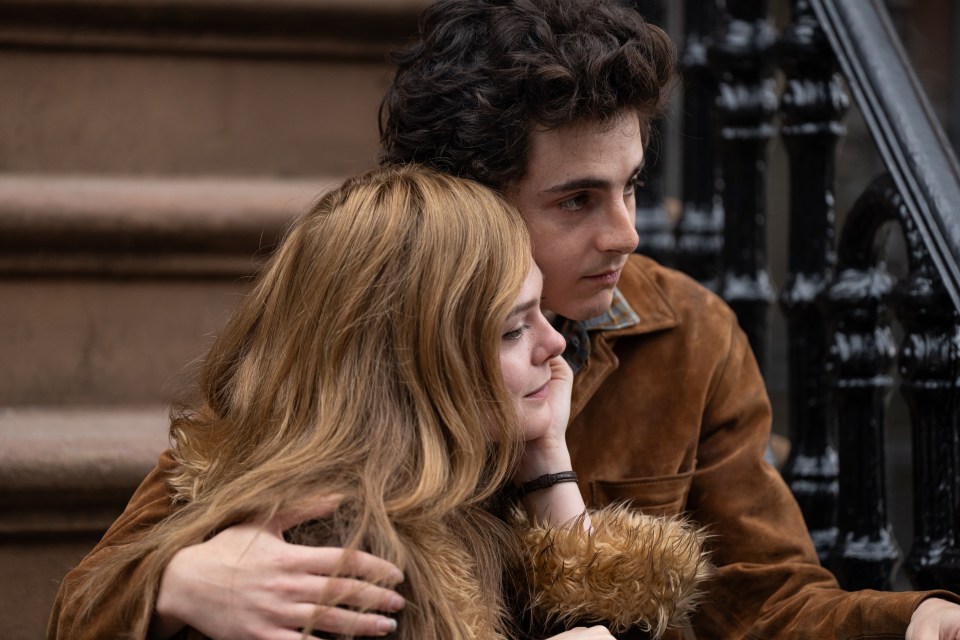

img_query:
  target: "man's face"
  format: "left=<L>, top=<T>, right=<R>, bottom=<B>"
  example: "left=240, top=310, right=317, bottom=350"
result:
left=509, top=110, right=644, bottom=321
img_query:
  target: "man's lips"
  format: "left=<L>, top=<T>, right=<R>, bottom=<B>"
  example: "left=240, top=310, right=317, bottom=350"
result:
left=583, top=268, right=623, bottom=286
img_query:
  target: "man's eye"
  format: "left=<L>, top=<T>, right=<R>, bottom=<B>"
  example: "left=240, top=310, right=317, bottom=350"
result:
left=625, top=176, right=645, bottom=196
left=558, top=193, right=589, bottom=211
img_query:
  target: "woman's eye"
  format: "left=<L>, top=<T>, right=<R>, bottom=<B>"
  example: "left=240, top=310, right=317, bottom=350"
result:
left=502, top=326, right=528, bottom=341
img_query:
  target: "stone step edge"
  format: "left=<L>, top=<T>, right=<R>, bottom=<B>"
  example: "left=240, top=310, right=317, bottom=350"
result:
left=0, top=0, right=430, bottom=61
left=0, top=173, right=340, bottom=277
left=0, top=406, right=171, bottom=536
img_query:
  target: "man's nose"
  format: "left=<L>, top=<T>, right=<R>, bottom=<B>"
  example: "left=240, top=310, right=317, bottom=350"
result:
left=598, top=199, right=639, bottom=254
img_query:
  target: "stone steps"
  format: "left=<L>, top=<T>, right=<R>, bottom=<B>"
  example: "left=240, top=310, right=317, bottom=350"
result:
left=0, top=1, right=424, bottom=634
left=1, top=173, right=335, bottom=407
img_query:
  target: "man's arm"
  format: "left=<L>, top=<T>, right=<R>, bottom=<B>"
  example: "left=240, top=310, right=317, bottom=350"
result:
left=48, top=450, right=405, bottom=640
left=689, top=317, right=960, bottom=637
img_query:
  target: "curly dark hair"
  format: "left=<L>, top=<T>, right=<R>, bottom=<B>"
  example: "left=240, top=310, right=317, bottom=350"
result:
left=378, top=0, right=677, bottom=189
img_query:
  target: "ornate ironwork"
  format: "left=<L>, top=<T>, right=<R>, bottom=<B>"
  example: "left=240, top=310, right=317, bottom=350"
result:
left=810, top=0, right=960, bottom=591
left=632, top=0, right=675, bottom=266
left=627, top=0, right=960, bottom=592
left=675, top=0, right=723, bottom=290
left=710, top=0, right=777, bottom=372
left=822, top=176, right=902, bottom=590
left=776, top=0, right=848, bottom=563
left=883, top=176, right=960, bottom=593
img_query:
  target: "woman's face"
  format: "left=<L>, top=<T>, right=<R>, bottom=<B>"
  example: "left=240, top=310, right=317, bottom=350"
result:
left=499, top=262, right=567, bottom=440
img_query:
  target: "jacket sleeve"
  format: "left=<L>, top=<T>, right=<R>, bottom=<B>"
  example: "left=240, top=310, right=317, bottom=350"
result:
left=687, top=318, right=960, bottom=637
left=47, top=450, right=181, bottom=640
left=516, top=503, right=711, bottom=639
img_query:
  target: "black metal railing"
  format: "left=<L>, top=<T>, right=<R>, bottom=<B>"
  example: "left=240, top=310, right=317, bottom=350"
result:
left=634, top=0, right=960, bottom=591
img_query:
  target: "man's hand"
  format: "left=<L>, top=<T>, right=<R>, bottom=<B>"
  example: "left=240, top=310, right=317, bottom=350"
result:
left=151, top=496, right=405, bottom=640
left=906, top=597, right=960, bottom=640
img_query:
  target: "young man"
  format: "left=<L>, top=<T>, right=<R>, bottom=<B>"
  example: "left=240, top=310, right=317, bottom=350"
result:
left=48, top=1, right=960, bottom=639
left=377, top=0, right=960, bottom=637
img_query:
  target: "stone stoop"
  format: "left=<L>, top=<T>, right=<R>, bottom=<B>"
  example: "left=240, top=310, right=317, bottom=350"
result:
left=0, top=2, right=426, bottom=636
left=0, top=174, right=336, bottom=407
left=0, top=174, right=336, bottom=638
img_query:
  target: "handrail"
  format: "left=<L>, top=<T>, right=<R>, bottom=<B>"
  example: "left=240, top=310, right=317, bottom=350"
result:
left=810, top=0, right=960, bottom=309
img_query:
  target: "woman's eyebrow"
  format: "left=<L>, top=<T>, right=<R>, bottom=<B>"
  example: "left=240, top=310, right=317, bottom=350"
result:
left=507, top=298, right=540, bottom=318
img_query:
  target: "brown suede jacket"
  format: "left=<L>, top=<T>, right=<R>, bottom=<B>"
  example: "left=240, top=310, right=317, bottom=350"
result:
left=49, top=254, right=957, bottom=639
left=563, top=254, right=958, bottom=638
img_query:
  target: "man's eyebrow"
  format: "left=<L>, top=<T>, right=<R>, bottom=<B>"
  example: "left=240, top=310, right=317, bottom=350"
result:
left=542, top=177, right=608, bottom=194
left=540, top=161, right=646, bottom=195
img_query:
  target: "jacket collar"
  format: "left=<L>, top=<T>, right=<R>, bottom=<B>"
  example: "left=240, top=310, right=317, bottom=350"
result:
left=561, top=255, right=680, bottom=418
left=556, top=288, right=640, bottom=374
left=557, top=256, right=680, bottom=367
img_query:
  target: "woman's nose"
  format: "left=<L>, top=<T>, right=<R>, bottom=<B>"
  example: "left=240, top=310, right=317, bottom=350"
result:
left=535, top=320, right=566, bottom=363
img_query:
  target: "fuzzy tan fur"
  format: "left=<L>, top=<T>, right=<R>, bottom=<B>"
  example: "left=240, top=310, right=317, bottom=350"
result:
left=518, top=504, right=712, bottom=638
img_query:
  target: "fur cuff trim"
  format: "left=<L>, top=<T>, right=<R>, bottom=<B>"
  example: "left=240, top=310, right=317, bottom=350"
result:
left=519, top=504, right=712, bottom=638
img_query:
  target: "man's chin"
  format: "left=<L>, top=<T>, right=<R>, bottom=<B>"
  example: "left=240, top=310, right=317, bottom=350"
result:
left=550, top=292, right=614, bottom=321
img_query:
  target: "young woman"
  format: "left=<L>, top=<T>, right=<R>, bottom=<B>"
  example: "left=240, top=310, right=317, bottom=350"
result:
left=49, top=166, right=709, bottom=640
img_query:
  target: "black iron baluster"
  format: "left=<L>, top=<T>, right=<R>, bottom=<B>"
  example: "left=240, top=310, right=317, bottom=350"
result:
left=777, top=0, right=848, bottom=563
left=885, top=178, right=960, bottom=593
left=822, top=178, right=902, bottom=590
left=675, top=0, right=723, bottom=290
left=898, top=271, right=960, bottom=593
left=710, top=0, right=777, bottom=372
left=633, top=0, right=674, bottom=266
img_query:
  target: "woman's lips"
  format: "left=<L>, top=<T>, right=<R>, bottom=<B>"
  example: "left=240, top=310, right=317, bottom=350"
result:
left=524, top=382, right=550, bottom=399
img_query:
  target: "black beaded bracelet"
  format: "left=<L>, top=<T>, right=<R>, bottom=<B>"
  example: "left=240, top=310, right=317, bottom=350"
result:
left=517, top=471, right=578, bottom=498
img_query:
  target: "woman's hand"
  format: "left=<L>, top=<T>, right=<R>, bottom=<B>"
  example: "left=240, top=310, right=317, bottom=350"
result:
left=515, top=356, right=588, bottom=529
left=516, top=355, right=575, bottom=482
left=151, top=496, right=405, bottom=640
left=546, top=626, right=615, bottom=639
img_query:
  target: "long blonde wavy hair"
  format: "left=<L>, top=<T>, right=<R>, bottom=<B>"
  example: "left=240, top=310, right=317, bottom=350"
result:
left=78, top=166, right=533, bottom=639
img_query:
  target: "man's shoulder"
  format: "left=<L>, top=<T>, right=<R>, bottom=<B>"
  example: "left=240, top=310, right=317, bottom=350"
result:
left=618, top=254, right=736, bottom=330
